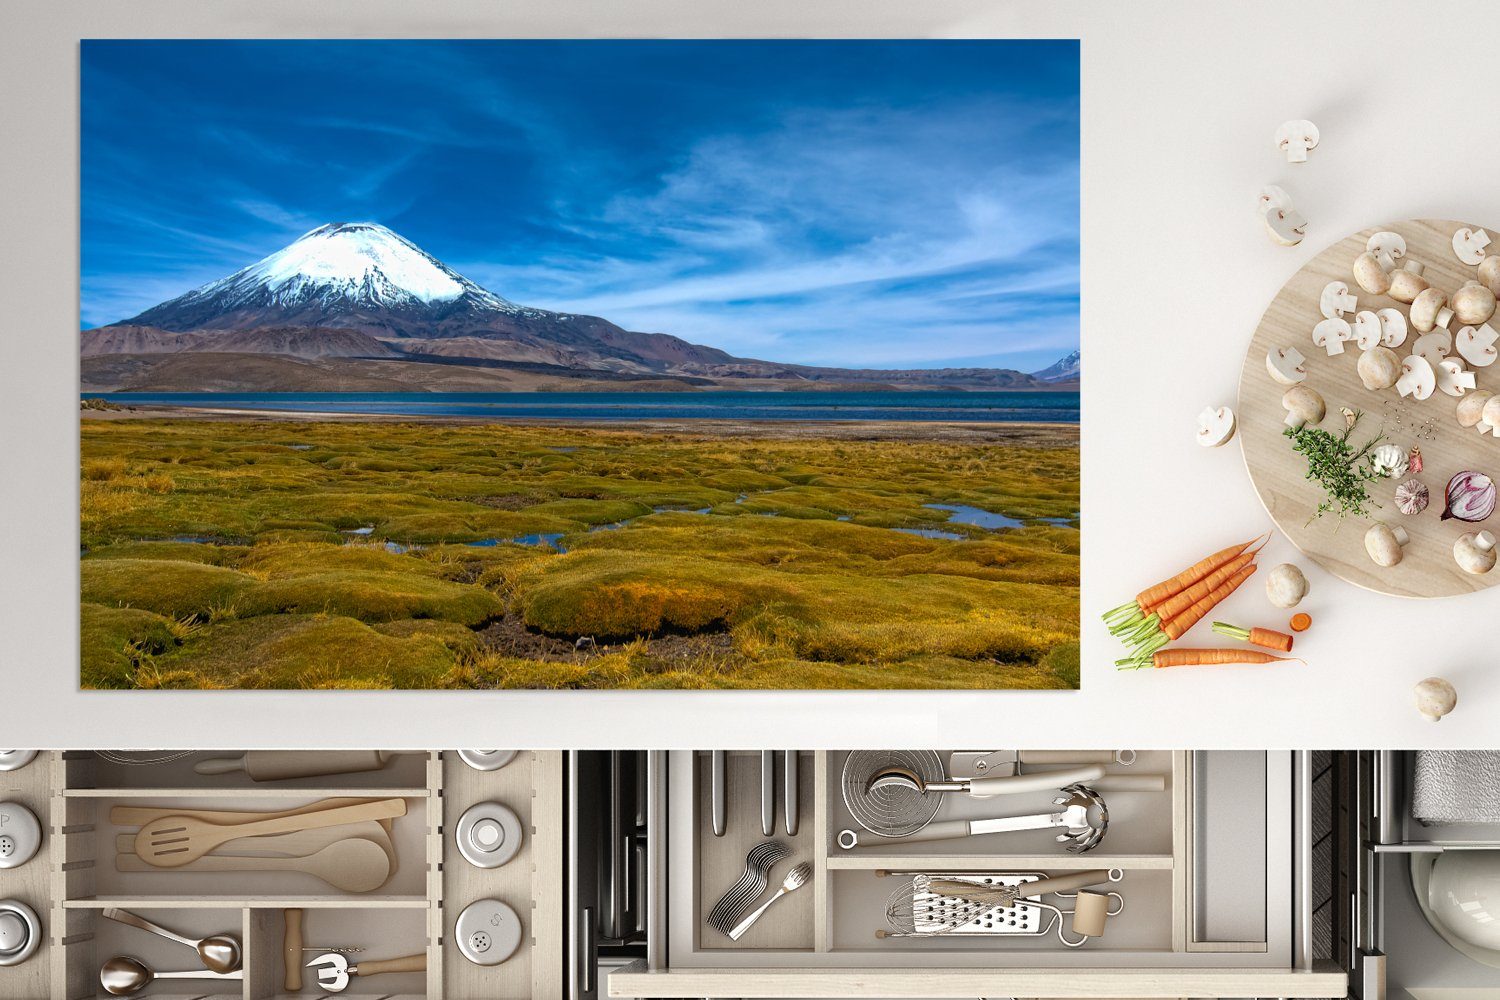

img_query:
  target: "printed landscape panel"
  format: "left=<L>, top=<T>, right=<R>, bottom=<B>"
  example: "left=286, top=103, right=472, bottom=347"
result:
left=78, top=40, right=1080, bottom=689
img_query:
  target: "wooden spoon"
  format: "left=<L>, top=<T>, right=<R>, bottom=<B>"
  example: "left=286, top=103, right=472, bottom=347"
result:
left=134, top=798, right=405, bottom=868
left=118, top=838, right=392, bottom=893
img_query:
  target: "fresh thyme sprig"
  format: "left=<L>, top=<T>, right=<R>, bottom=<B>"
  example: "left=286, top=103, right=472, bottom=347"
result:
left=1284, top=410, right=1384, bottom=524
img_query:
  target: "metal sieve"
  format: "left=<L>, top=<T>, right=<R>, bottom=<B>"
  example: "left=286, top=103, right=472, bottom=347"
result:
left=841, top=750, right=946, bottom=838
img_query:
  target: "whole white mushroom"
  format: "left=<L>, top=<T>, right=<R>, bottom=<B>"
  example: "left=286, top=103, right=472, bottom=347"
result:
left=1414, top=677, right=1457, bottom=722
left=1265, top=563, right=1308, bottom=608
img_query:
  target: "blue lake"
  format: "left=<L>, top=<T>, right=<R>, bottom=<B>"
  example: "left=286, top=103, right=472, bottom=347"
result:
left=84, top=390, right=1080, bottom=423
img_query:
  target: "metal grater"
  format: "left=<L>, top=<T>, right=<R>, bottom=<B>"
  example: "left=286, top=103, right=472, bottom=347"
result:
left=904, top=872, right=1045, bottom=936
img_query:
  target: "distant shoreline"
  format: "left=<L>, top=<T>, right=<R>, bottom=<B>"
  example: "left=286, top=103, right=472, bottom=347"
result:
left=81, top=404, right=1079, bottom=445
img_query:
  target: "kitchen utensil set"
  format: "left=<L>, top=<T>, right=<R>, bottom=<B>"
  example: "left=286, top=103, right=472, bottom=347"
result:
left=838, top=784, right=1110, bottom=850
left=706, top=841, right=791, bottom=935
left=878, top=869, right=1125, bottom=946
left=98, top=908, right=244, bottom=996
left=711, top=751, right=801, bottom=837
left=112, top=797, right=403, bottom=893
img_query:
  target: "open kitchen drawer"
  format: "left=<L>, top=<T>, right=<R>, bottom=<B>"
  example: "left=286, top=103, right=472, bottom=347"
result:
left=1344, top=750, right=1500, bottom=999
left=0, top=751, right=565, bottom=1000
left=607, top=750, right=1348, bottom=998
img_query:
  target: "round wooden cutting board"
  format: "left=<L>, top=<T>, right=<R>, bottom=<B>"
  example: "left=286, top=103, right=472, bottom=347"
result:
left=1239, top=219, right=1500, bottom=598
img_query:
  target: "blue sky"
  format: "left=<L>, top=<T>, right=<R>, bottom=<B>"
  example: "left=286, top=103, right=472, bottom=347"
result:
left=81, top=40, right=1078, bottom=371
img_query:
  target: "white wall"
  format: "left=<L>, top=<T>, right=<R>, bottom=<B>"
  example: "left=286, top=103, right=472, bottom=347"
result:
left=4, top=0, right=1498, bottom=747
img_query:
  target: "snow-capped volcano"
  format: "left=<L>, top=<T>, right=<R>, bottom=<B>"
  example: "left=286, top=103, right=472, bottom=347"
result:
left=1031, top=349, right=1080, bottom=383
left=123, top=222, right=521, bottom=333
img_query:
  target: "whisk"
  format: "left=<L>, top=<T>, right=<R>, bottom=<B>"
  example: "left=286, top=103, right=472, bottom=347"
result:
left=880, top=868, right=1122, bottom=938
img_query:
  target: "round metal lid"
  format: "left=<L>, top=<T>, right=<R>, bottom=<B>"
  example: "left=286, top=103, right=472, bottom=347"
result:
left=0, top=803, right=42, bottom=869
left=0, top=752, right=37, bottom=773
left=0, top=900, right=40, bottom=966
left=455, top=898, right=522, bottom=966
left=457, top=750, right=518, bottom=771
left=455, top=802, right=523, bottom=869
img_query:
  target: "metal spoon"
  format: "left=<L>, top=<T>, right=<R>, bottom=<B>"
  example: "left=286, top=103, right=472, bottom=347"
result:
left=727, top=861, right=812, bottom=940
left=99, top=955, right=243, bottom=996
left=102, top=907, right=242, bottom=972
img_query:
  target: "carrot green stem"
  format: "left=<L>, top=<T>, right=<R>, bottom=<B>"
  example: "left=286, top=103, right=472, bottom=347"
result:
left=1210, top=621, right=1252, bottom=642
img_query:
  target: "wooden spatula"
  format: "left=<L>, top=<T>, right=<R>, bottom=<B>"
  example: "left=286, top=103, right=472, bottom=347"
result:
left=118, top=838, right=392, bottom=892
left=135, top=798, right=405, bottom=868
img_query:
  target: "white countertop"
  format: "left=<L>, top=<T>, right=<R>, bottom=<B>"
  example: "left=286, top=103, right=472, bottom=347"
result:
left=2, top=0, right=1498, bottom=746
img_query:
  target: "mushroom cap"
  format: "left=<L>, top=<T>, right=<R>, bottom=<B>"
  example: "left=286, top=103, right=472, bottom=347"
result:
left=1454, top=530, right=1498, bottom=575
left=1357, top=345, right=1402, bottom=390
left=1367, top=231, right=1407, bottom=264
left=1479, top=255, right=1500, bottom=296
left=1274, top=119, right=1320, bottom=156
left=1352, top=252, right=1392, bottom=295
left=1483, top=393, right=1500, bottom=428
left=1265, top=563, right=1308, bottom=608
left=1265, top=346, right=1308, bottom=385
left=1376, top=307, right=1409, bottom=349
left=1414, top=677, right=1457, bottom=722
left=1319, top=281, right=1356, bottom=319
left=1451, top=281, right=1497, bottom=326
left=1455, top=324, right=1499, bottom=368
left=1453, top=227, right=1492, bottom=266
left=1410, top=287, right=1450, bottom=332
left=1282, top=384, right=1326, bottom=427
left=1257, top=184, right=1294, bottom=215
left=1263, top=208, right=1306, bottom=246
left=1457, top=389, right=1495, bottom=427
left=1388, top=264, right=1430, bottom=304
left=1397, top=354, right=1437, bottom=401
left=1364, top=522, right=1409, bottom=567
left=1411, top=330, right=1453, bottom=367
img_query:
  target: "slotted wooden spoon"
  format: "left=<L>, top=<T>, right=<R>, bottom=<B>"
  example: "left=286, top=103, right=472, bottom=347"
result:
left=118, top=838, right=392, bottom=892
left=134, top=798, right=405, bottom=868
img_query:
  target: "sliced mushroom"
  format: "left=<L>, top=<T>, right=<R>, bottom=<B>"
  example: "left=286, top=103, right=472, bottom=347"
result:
left=1275, top=119, right=1320, bottom=162
left=1457, top=389, right=1495, bottom=429
left=1266, top=346, right=1308, bottom=385
left=1450, top=280, right=1497, bottom=326
left=1195, top=406, right=1236, bottom=447
left=1453, top=227, right=1493, bottom=266
left=1364, top=522, right=1410, bottom=567
left=1376, top=307, right=1409, bottom=349
left=1484, top=395, right=1500, bottom=437
left=1351, top=310, right=1383, bottom=349
left=1312, top=317, right=1352, bottom=356
left=1357, top=346, right=1402, bottom=390
left=1396, top=354, right=1436, bottom=400
left=1480, top=255, right=1500, bottom=296
left=1410, top=287, right=1454, bottom=332
left=1455, top=324, right=1498, bottom=368
left=1319, top=281, right=1358, bottom=319
left=1454, top=530, right=1497, bottom=575
left=1257, top=186, right=1306, bottom=246
left=1282, top=385, right=1326, bottom=428
left=1411, top=330, right=1453, bottom=367
left=1352, top=252, right=1392, bottom=295
left=1388, top=261, right=1430, bottom=304
left=1436, top=358, right=1476, bottom=397
left=1367, top=231, right=1407, bottom=272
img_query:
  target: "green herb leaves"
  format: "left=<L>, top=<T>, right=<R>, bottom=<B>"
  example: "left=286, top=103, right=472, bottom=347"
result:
left=1284, top=411, right=1383, bottom=523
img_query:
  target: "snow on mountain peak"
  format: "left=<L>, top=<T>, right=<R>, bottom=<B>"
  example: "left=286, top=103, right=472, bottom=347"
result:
left=179, top=222, right=515, bottom=314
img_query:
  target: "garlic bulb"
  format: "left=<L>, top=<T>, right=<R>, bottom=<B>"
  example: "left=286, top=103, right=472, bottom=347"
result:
left=1395, top=478, right=1429, bottom=515
left=1370, top=444, right=1409, bottom=479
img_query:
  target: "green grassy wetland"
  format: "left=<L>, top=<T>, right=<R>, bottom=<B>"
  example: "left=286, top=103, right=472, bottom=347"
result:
left=80, top=418, right=1079, bottom=689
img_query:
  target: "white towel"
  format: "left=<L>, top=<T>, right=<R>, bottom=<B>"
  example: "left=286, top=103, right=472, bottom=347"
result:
left=1412, top=750, right=1500, bottom=824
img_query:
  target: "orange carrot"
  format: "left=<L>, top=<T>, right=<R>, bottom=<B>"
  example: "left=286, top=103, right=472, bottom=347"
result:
left=1134, top=533, right=1267, bottom=611
left=1122, top=648, right=1301, bottom=669
left=1162, top=564, right=1258, bottom=640
left=1289, top=613, right=1312, bottom=632
left=1150, top=552, right=1256, bottom=625
left=1211, top=621, right=1294, bottom=652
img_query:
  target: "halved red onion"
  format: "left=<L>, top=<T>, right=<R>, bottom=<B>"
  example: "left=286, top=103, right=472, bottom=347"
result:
left=1441, top=470, right=1496, bottom=522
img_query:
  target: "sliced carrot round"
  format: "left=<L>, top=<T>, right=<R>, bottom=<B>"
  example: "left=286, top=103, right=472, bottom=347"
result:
left=1289, top=613, right=1312, bottom=632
